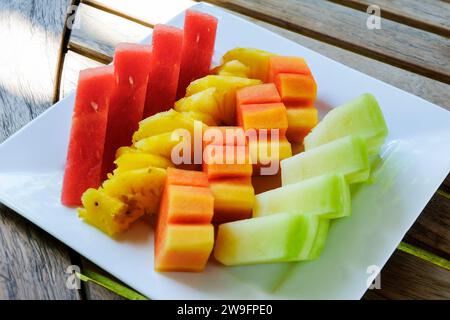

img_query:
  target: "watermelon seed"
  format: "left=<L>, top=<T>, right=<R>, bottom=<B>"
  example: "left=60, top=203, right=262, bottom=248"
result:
left=129, top=76, right=134, bottom=86
left=90, top=102, right=99, bottom=112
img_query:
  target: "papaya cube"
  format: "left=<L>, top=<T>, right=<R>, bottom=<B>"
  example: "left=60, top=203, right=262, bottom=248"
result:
left=155, top=223, right=214, bottom=272
left=237, top=103, right=288, bottom=133
left=275, top=73, right=317, bottom=104
left=286, top=107, right=318, bottom=143
left=236, top=83, right=281, bottom=106
left=210, top=177, right=255, bottom=223
left=165, top=167, right=209, bottom=187
left=203, top=126, right=247, bottom=147
left=203, top=145, right=253, bottom=179
left=78, top=188, right=134, bottom=237
left=159, top=184, right=214, bottom=224
left=268, top=56, right=311, bottom=82
left=249, top=135, right=292, bottom=165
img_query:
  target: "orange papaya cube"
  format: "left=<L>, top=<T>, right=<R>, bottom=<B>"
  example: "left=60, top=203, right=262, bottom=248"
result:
left=268, top=56, right=311, bottom=82
left=165, top=167, right=209, bottom=187
left=159, top=184, right=214, bottom=224
left=286, top=107, right=318, bottom=143
left=155, top=223, right=214, bottom=272
left=275, top=73, right=317, bottom=104
left=237, top=103, right=288, bottom=133
left=236, top=83, right=281, bottom=106
left=209, top=177, right=255, bottom=223
left=249, top=135, right=292, bottom=165
left=203, top=126, right=247, bottom=147
left=284, top=101, right=315, bottom=109
left=203, top=145, right=252, bottom=179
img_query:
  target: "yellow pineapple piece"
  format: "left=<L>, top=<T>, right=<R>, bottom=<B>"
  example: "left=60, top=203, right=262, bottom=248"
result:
left=181, top=111, right=217, bottom=126
left=186, top=75, right=261, bottom=125
left=114, top=152, right=173, bottom=174
left=132, top=109, right=199, bottom=143
left=115, top=146, right=138, bottom=158
left=175, top=88, right=221, bottom=123
left=102, top=167, right=167, bottom=216
left=134, top=132, right=186, bottom=159
left=222, top=48, right=275, bottom=82
left=78, top=188, right=136, bottom=237
left=212, top=59, right=250, bottom=78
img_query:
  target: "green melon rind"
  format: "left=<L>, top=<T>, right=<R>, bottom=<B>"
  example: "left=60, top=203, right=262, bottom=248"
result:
left=304, top=93, right=388, bottom=155
left=253, top=173, right=351, bottom=219
left=305, top=218, right=330, bottom=260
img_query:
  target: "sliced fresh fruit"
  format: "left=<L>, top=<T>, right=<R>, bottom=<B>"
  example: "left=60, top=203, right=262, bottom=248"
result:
left=281, top=136, right=370, bottom=185
left=222, top=47, right=275, bottom=82
left=304, top=93, right=388, bottom=155
left=62, top=66, right=115, bottom=206
left=186, top=75, right=261, bottom=125
left=133, top=109, right=197, bottom=143
left=248, top=135, right=292, bottom=165
left=214, top=212, right=319, bottom=266
left=155, top=223, right=214, bottom=272
left=203, top=145, right=252, bottom=179
left=175, top=88, right=221, bottom=123
left=237, top=103, right=288, bottom=133
left=78, top=188, right=132, bottom=237
left=102, top=167, right=167, bottom=216
left=236, top=83, right=281, bottom=106
left=181, top=110, right=217, bottom=126
left=114, top=152, right=173, bottom=173
left=308, top=218, right=330, bottom=260
left=159, top=184, right=214, bottom=224
left=203, top=126, right=247, bottom=147
left=254, top=173, right=351, bottom=219
left=177, top=10, right=218, bottom=99
left=286, top=107, right=318, bottom=143
left=275, top=73, right=317, bottom=104
left=144, top=24, right=183, bottom=117
left=209, top=177, right=255, bottom=223
left=134, top=132, right=184, bottom=159
left=165, top=167, right=209, bottom=187
left=212, top=60, right=250, bottom=78
left=102, top=44, right=153, bottom=178
left=268, top=56, right=311, bottom=82
left=115, top=146, right=138, bottom=158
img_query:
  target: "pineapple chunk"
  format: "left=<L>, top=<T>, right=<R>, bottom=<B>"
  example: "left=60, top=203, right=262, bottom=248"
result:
left=222, top=48, right=275, bottom=82
left=212, top=60, right=250, bottom=78
left=132, top=109, right=199, bottom=143
left=103, top=167, right=167, bottom=216
left=78, top=188, right=135, bottom=237
left=134, top=132, right=185, bottom=159
left=114, top=152, right=173, bottom=174
left=175, top=88, right=221, bottom=123
left=181, top=111, right=217, bottom=126
left=115, top=146, right=138, bottom=158
left=186, top=75, right=261, bottom=125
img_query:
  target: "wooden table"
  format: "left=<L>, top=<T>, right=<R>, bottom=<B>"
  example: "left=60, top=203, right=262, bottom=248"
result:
left=0, top=0, right=449, bottom=300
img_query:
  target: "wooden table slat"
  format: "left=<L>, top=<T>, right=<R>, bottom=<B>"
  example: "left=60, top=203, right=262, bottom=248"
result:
left=204, top=0, right=450, bottom=84
left=330, top=0, right=450, bottom=37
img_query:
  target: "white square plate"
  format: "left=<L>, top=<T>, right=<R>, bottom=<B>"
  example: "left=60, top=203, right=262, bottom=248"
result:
left=1, top=3, right=449, bottom=299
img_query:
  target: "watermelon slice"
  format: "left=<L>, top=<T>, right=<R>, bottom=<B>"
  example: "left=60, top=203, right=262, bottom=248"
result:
left=304, top=93, right=388, bottom=154
left=102, top=43, right=152, bottom=178
left=177, top=10, right=218, bottom=99
left=62, top=66, right=115, bottom=206
left=144, top=24, right=183, bottom=117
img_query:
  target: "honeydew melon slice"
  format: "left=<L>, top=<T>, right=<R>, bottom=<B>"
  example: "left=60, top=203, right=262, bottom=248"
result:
left=214, top=213, right=319, bottom=266
left=281, top=135, right=370, bottom=185
left=307, top=218, right=330, bottom=260
left=304, top=93, right=388, bottom=155
left=253, top=173, right=351, bottom=219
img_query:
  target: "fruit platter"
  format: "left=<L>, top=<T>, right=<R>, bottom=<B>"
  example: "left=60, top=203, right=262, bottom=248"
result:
left=0, top=3, right=449, bottom=299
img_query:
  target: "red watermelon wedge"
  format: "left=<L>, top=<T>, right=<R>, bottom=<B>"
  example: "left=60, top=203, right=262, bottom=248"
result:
left=177, top=10, right=218, bottom=99
left=102, top=43, right=153, bottom=178
left=144, top=25, right=183, bottom=118
left=62, top=66, right=115, bottom=206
